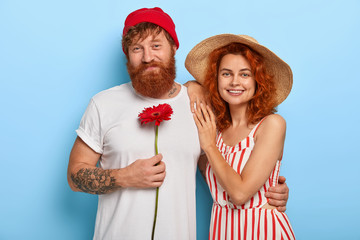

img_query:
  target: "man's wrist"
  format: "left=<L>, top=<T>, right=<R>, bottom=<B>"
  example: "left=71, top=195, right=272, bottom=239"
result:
left=114, top=167, right=129, bottom=188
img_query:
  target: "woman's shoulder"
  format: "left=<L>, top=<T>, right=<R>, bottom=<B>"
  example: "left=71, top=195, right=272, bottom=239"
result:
left=263, top=114, right=286, bottom=126
left=256, top=114, right=286, bottom=135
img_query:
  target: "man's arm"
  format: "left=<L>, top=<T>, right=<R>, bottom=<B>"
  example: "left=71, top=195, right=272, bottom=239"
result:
left=67, top=137, right=166, bottom=194
left=265, top=176, right=289, bottom=212
left=197, top=154, right=208, bottom=181
left=184, top=80, right=207, bottom=113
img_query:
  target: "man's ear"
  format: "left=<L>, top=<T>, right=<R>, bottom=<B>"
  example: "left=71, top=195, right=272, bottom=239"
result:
left=173, top=45, right=177, bottom=55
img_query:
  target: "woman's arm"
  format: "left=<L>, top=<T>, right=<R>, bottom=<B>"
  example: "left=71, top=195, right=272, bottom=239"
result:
left=193, top=104, right=286, bottom=206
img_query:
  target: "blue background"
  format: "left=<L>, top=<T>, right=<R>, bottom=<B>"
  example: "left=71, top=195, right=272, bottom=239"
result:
left=1, top=0, right=359, bottom=239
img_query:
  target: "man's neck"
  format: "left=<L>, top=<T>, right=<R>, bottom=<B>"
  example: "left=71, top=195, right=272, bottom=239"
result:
left=158, top=83, right=181, bottom=99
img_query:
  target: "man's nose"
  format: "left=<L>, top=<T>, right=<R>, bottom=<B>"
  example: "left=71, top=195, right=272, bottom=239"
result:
left=142, top=48, right=154, bottom=63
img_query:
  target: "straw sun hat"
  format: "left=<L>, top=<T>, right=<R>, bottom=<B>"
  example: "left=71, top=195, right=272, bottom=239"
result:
left=185, top=34, right=293, bottom=105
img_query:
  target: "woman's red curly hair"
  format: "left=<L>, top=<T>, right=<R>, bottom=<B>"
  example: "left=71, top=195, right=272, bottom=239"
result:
left=204, top=43, right=277, bottom=131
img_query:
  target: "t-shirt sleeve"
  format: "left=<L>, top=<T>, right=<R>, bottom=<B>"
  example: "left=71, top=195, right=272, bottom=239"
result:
left=76, top=99, right=103, bottom=154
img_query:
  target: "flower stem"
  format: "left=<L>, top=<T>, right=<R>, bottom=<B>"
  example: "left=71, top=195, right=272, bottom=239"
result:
left=155, top=125, right=158, bottom=155
left=152, top=187, right=159, bottom=240
left=152, top=125, right=159, bottom=240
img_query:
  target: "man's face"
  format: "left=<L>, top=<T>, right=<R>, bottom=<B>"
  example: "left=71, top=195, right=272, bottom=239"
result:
left=127, top=31, right=177, bottom=99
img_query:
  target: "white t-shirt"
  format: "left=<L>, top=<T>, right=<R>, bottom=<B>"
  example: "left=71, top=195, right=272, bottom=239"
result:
left=76, top=82, right=201, bottom=240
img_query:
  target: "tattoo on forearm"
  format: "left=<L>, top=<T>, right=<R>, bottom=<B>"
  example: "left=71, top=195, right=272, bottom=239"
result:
left=71, top=168, right=118, bottom=194
left=168, top=84, right=177, bottom=97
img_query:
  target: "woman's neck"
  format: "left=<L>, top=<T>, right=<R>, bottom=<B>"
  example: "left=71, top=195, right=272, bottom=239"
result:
left=228, top=103, right=248, bottom=128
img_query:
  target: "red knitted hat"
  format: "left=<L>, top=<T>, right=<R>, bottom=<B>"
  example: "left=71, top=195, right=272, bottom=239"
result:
left=122, top=7, right=179, bottom=53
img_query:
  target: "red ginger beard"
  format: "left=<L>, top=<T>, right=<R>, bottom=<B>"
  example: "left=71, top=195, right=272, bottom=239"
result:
left=126, top=53, right=176, bottom=99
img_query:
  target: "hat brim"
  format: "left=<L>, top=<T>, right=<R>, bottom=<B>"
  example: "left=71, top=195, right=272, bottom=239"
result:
left=185, top=34, right=293, bottom=105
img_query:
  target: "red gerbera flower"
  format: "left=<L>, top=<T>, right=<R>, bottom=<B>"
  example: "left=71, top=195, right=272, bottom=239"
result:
left=138, top=103, right=173, bottom=240
left=138, top=103, right=173, bottom=126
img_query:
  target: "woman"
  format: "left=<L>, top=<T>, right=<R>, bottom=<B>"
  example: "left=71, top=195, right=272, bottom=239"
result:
left=185, top=34, right=295, bottom=239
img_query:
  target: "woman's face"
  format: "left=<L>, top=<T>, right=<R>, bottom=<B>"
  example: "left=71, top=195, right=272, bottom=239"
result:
left=217, top=54, right=256, bottom=107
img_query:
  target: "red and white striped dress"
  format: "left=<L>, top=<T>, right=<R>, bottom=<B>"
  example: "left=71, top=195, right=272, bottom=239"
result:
left=206, top=119, right=295, bottom=240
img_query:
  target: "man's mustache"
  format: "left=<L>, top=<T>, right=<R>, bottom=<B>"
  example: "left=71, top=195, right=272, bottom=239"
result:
left=138, top=62, right=165, bottom=73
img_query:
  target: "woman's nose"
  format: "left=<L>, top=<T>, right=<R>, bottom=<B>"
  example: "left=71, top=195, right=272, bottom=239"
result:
left=230, top=75, right=241, bottom=86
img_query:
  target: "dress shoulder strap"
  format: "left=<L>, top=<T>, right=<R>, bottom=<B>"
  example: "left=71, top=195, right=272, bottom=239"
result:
left=250, top=117, right=267, bottom=138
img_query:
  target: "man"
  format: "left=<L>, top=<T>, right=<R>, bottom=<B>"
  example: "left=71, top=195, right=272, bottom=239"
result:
left=67, top=7, right=288, bottom=240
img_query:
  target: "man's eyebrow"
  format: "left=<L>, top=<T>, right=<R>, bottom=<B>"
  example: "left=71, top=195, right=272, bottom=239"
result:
left=150, top=38, right=162, bottom=42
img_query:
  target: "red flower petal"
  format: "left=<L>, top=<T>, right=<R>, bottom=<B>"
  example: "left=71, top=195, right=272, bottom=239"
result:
left=138, top=103, right=173, bottom=126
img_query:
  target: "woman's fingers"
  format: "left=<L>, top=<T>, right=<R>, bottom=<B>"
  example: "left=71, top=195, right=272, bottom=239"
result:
left=199, top=103, right=211, bottom=123
left=194, top=104, right=207, bottom=128
left=207, top=105, right=217, bottom=128
left=193, top=111, right=202, bottom=128
left=190, top=98, right=196, bottom=113
left=191, top=98, right=203, bottom=113
left=194, top=103, right=216, bottom=133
